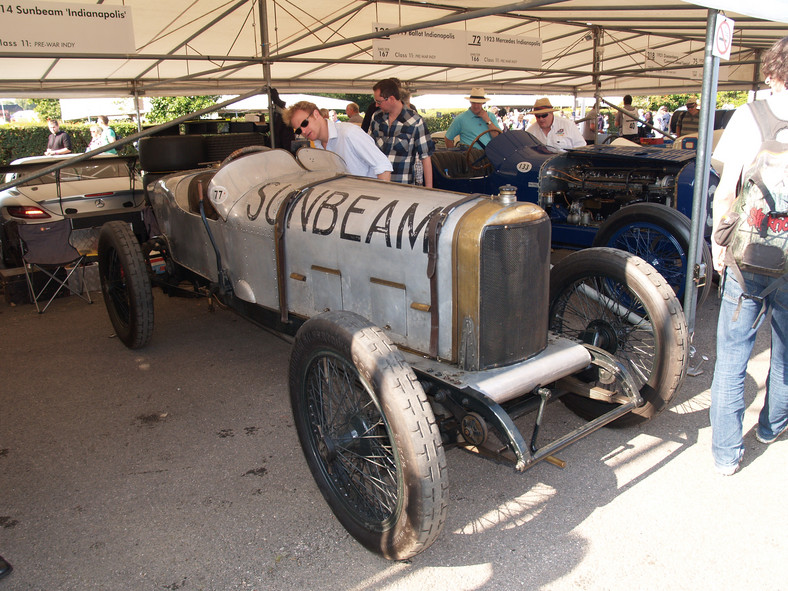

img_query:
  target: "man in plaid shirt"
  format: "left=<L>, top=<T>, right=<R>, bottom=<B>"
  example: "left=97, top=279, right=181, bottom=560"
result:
left=369, top=78, right=435, bottom=187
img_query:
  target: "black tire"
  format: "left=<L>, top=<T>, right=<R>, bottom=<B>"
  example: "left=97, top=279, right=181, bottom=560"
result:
left=549, top=248, right=689, bottom=427
left=98, top=221, right=154, bottom=349
left=289, top=311, right=448, bottom=560
left=593, top=202, right=712, bottom=306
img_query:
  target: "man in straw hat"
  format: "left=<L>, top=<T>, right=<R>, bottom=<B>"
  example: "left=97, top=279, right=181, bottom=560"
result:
left=445, top=87, right=501, bottom=148
left=525, top=97, right=585, bottom=151
left=674, top=95, right=701, bottom=137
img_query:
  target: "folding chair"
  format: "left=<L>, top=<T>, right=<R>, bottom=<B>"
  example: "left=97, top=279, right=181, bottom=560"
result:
left=17, top=220, right=93, bottom=313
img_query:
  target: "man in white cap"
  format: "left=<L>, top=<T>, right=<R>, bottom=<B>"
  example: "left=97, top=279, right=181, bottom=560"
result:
left=444, top=87, right=501, bottom=148
left=525, top=98, right=585, bottom=151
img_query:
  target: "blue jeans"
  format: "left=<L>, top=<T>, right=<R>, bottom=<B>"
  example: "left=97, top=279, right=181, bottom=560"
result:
left=710, top=268, right=788, bottom=470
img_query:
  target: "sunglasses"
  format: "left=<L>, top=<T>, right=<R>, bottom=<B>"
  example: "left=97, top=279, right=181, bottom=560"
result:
left=535, top=113, right=551, bottom=119
left=294, top=117, right=310, bottom=134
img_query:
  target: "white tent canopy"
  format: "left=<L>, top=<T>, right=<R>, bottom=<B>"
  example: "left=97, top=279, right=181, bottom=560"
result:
left=0, top=1, right=785, bottom=99
left=219, top=94, right=351, bottom=112
left=410, top=93, right=581, bottom=110
left=60, top=97, right=152, bottom=121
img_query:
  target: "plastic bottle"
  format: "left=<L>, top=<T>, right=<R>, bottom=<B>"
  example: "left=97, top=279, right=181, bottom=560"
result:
left=414, top=158, right=424, bottom=185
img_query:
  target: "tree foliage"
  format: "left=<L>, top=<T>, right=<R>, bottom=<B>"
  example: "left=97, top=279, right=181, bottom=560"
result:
left=637, top=91, right=748, bottom=112
left=34, top=98, right=61, bottom=121
left=147, top=95, right=221, bottom=123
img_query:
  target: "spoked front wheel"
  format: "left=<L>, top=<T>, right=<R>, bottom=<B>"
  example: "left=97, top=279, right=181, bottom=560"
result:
left=289, top=311, right=448, bottom=560
left=549, top=248, right=689, bottom=427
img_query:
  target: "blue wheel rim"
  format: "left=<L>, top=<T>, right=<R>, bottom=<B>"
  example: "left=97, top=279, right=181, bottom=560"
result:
left=605, top=222, right=687, bottom=299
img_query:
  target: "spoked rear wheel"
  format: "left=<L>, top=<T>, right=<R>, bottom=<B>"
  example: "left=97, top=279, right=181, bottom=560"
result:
left=289, top=312, right=447, bottom=560
left=549, top=248, right=688, bottom=427
left=98, top=221, right=153, bottom=349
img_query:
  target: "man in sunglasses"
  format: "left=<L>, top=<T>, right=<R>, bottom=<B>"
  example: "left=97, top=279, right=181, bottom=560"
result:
left=525, top=98, right=585, bottom=151
left=369, top=78, right=435, bottom=187
left=286, top=101, right=392, bottom=180
left=674, top=95, right=701, bottom=137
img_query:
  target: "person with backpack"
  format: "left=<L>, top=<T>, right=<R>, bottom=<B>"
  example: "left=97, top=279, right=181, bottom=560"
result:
left=709, top=35, right=788, bottom=476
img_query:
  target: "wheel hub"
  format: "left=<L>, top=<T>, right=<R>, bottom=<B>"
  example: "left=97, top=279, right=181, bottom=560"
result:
left=580, top=319, right=619, bottom=353
left=346, top=413, right=374, bottom=456
left=316, top=425, right=338, bottom=464
left=319, top=413, right=375, bottom=464
left=461, top=412, right=488, bottom=446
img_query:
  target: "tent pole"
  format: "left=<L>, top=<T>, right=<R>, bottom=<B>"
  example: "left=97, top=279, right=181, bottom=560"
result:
left=132, top=84, right=143, bottom=133
left=258, top=0, right=275, bottom=149
left=683, top=8, right=721, bottom=338
left=592, top=26, right=602, bottom=144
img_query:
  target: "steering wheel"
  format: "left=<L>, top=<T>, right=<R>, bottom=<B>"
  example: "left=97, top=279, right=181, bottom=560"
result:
left=220, top=145, right=269, bottom=167
left=464, top=128, right=500, bottom=172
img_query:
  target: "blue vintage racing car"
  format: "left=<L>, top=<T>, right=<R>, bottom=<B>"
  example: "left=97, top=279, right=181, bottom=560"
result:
left=431, top=129, right=719, bottom=302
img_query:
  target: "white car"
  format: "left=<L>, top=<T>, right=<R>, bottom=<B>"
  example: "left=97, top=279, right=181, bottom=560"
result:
left=1, top=154, right=144, bottom=266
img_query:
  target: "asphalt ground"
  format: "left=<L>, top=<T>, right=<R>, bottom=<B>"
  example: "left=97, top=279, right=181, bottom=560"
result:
left=1, top=279, right=786, bottom=591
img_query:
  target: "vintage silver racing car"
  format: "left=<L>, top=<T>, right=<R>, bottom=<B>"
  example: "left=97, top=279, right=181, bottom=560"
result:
left=97, top=143, right=688, bottom=559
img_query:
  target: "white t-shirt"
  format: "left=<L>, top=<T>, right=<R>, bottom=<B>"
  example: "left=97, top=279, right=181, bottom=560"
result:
left=618, top=105, right=639, bottom=136
left=525, top=115, right=586, bottom=151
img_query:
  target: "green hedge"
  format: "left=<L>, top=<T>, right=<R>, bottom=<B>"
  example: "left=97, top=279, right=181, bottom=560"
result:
left=336, top=112, right=455, bottom=133
left=0, top=121, right=140, bottom=165
left=423, top=113, right=456, bottom=133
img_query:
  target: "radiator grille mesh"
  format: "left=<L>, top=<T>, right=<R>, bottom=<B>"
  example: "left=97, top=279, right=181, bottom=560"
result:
left=478, top=217, right=550, bottom=369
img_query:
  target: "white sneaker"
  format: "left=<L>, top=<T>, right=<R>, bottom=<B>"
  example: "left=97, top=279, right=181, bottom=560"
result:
left=715, top=462, right=740, bottom=476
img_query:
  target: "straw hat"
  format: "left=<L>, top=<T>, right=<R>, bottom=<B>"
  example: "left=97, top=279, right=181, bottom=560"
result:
left=464, top=87, right=490, bottom=103
left=686, top=95, right=699, bottom=107
left=530, top=98, right=558, bottom=115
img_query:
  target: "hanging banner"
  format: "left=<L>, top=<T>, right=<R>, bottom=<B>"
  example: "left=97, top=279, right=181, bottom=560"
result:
left=0, top=1, right=134, bottom=54
left=372, top=23, right=542, bottom=69
left=645, top=49, right=705, bottom=81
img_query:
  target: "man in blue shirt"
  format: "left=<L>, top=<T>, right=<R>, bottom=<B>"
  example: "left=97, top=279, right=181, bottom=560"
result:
left=445, top=87, right=501, bottom=148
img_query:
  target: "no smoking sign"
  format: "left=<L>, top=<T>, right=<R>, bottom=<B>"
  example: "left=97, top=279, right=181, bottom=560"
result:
left=713, top=14, right=735, bottom=60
